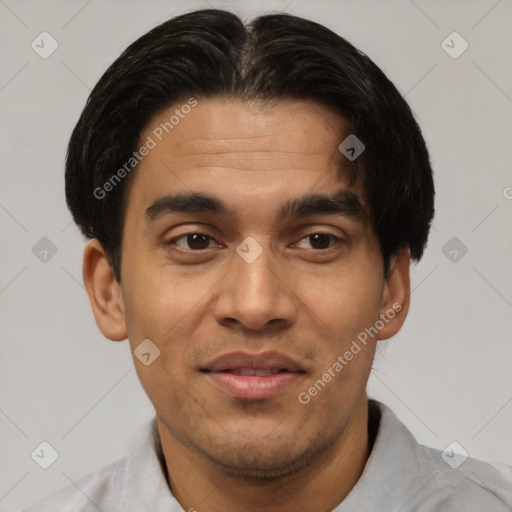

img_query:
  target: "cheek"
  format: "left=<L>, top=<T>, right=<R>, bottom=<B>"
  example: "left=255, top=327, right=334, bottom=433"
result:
left=296, top=273, right=382, bottom=409
left=121, top=267, right=218, bottom=360
left=298, top=266, right=383, bottom=341
left=120, top=271, right=196, bottom=409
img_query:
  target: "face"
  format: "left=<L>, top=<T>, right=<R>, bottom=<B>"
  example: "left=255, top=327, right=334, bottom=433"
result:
left=85, top=98, right=409, bottom=481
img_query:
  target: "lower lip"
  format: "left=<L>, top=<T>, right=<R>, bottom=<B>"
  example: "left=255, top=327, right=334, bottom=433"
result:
left=204, top=371, right=304, bottom=400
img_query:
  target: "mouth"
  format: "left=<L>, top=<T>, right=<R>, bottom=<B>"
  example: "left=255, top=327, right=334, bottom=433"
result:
left=200, top=351, right=306, bottom=401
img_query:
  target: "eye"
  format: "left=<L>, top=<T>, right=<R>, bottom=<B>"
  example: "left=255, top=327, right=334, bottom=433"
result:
left=295, top=233, right=340, bottom=250
left=167, top=232, right=340, bottom=252
left=168, top=233, right=216, bottom=251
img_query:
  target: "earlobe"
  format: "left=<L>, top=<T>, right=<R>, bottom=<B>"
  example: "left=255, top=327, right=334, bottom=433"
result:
left=378, top=248, right=411, bottom=341
left=82, top=239, right=127, bottom=341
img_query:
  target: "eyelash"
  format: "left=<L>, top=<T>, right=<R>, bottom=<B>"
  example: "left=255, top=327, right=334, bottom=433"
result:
left=166, top=232, right=341, bottom=252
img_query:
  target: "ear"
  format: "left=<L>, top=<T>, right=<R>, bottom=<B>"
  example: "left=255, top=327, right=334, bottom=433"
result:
left=377, top=248, right=410, bottom=340
left=82, top=239, right=127, bottom=341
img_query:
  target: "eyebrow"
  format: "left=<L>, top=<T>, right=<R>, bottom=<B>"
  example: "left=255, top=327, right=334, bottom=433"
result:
left=145, top=189, right=367, bottom=223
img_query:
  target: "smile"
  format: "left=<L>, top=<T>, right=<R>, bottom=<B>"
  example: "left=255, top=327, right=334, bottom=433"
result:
left=201, top=351, right=306, bottom=400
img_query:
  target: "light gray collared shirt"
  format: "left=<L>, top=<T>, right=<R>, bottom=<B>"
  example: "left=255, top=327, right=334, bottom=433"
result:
left=21, top=400, right=512, bottom=511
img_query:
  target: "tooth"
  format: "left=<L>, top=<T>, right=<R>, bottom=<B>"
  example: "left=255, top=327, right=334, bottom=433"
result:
left=255, top=369, right=272, bottom=376
left=239, top=368, right=255, bottom=376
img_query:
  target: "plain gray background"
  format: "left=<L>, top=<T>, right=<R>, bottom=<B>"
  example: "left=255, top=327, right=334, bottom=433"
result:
left=1, top=0, right=511, bottom=510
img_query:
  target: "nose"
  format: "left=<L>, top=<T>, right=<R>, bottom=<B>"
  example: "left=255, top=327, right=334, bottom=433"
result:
left=213, top=242, right=298, bottom=333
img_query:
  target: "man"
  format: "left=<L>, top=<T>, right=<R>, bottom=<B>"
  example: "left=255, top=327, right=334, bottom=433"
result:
left=22, top=8, right=511, bottom=512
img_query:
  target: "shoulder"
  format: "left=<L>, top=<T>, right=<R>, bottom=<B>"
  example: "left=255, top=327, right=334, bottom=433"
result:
left=18, top=417, right=173, bottom=512
left=19, top=456, right=127, bottom=512
left=364, top=401, right=512, bottom=511
left=413, top=443, right=512, bottom=511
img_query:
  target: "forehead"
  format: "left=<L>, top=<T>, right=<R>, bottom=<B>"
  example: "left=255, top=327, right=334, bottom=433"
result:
left=126, top=98, right=365, bottom=219
left=149, top=98, right=348, bottom=157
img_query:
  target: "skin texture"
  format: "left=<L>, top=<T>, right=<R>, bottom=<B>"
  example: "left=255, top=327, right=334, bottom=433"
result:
left=83, top=99, right=410, bottom=512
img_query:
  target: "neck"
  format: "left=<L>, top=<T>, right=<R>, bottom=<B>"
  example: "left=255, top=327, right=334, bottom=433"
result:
left=158, top=397, right=371, bottom=512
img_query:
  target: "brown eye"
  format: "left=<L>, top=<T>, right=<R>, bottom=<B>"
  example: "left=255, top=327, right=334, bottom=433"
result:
left=296, top=233, right=339, bottom=250
left=170, top=233, right=213, bottom=250
left=309, top=233, right=332, bottom=249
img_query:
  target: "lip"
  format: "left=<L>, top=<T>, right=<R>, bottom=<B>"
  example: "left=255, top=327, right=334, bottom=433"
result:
left=202, top=350, right=304, bottom=373
left=201, top=350, right=306, bottom=401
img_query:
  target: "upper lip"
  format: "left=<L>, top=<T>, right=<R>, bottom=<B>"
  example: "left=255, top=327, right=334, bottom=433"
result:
left=201, top=350, right=305, bottom=373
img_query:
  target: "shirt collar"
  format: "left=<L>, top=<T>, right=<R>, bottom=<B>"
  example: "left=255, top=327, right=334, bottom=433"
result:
left=117, top=418, right=180, bottom=512
left=116, top=400, right=429, bottom=512
left=333, top=399, right=438, bottom=511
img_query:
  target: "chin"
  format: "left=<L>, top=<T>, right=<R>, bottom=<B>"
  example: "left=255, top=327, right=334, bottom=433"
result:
left=195, top=429, right=339, bottom=484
